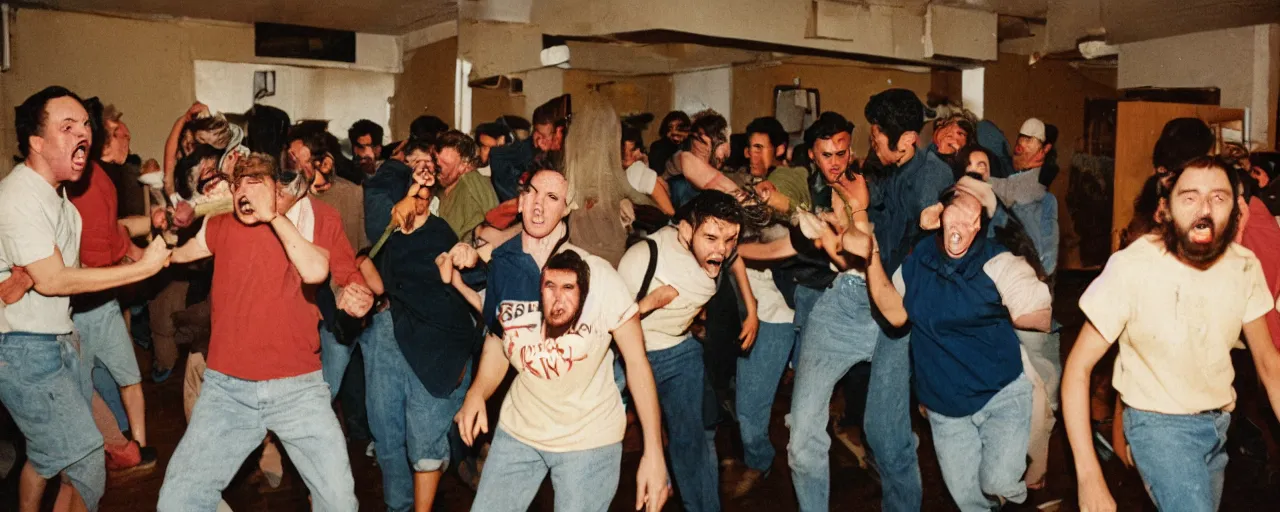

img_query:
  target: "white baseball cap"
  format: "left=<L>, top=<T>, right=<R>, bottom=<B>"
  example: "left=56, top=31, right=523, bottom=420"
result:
left=1019, top=118, right=1046, bottom=142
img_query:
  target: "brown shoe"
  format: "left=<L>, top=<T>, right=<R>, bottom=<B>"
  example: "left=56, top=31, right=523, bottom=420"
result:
left=728, top=468, right=766, bottom=499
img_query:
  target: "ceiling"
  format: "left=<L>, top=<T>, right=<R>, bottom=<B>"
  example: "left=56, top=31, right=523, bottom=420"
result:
left=25, top=0, right=457, bottom=34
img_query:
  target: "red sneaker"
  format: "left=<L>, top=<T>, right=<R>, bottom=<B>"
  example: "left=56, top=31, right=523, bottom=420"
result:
left=105, top=441, right=157, bottom=475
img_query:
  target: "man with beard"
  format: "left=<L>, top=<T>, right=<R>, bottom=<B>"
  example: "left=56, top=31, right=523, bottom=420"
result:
left=456, top=238, right=670, bottom=512
left=1, top=86, right=172, bottom=511
left=158, top=153, right=369, bottom=511
left=1064, top=156, right=1280, bottom=512
left=616, top=190, right=746, bottom=512
left=489, top=95, right=570, bottom=203
left=346, top=119, right=384, bottom=184
left=442, top=167, right=670, bottom=510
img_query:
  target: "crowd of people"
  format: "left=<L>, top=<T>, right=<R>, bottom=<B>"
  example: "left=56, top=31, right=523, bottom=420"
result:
left=0, top=80, right=1279, bottom=512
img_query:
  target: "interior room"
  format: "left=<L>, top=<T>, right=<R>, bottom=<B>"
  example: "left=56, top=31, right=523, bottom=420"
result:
left=0, top=1, right=1278, bottom=510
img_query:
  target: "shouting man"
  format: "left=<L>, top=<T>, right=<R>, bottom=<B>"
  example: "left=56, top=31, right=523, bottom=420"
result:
left=1064, top=156, right=1280, bottom=512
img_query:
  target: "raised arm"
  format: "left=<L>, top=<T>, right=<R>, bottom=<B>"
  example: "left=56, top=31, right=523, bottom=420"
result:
left=677, top=152, right=739, bottom=194
left=842, top=229, right=908, bottom=328
left=164, top=103, right=208, bottom=196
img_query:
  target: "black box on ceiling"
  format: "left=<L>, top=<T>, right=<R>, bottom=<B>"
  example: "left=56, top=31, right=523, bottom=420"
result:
left=255, top=22, right=356, bottom=63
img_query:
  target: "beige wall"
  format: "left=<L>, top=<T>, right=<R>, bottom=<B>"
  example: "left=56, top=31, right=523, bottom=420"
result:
left=731, top=62, right=932, bottom=159
left=1118, top=24, right=1279, bottom=149
left=983, top=52, right=1118, bottom=270
left=564, top=71, right=674, bottom=145
left=472, top=85, right=526, bottom=131
left=390, top=37, right=458, bottom=140
left=0, top=9, right=401, bottom=178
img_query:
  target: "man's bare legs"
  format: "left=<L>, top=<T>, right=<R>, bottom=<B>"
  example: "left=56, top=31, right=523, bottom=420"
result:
left=120, top=384, right=147, bottom=445
left=414, top=470, right=444, bottom=512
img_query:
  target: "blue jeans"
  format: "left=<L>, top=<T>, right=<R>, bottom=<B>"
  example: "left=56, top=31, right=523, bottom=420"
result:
left=790, top=284, right=824, bottom=359
left=76, top=299, right=140, bottom=432
left=787, top=274, right=920, bottom=512
left=363, top=310, right=471, bottom=512
left=470, top=427, right=621, bottom=512
left=736, top=321, right=796, bottom=472
left=648, top=338, right=720, bottom=512
left=158, top=369, right=356, bottom=511
left=928, top=374, right=1032, bottom=512
left=1123, top=407, right=1230, bottom=512
left=320, top=323, right=355, bottom=399
left=73, top=299, right=142, bottom=387
left=0, top=332, right=105, bottom=508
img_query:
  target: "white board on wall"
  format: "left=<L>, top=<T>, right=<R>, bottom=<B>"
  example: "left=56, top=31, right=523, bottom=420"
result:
left=193, top=60, right=395, bottom=145
left=673, top=67, right=732, bottom=125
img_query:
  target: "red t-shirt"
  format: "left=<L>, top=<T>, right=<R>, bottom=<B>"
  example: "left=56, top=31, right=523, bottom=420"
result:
left=68, top=162, right=130, bottom=268
left=205, top=199, right=364, bottom=380
left=1241, top=197, right=1280, bottom=350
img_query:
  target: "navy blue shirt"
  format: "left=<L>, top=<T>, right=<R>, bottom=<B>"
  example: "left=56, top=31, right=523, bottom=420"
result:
left=869, top=149, right=955, bottom=273
left=365, top=163, right=485, bottom=397
left=481, top=231, right=571, bottom=336
left=900, top=236, right=1023, bottom=417
left=487, top=138, right=536, bottom=203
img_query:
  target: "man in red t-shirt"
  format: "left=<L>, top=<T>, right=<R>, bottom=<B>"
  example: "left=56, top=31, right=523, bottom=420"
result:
left=67, top=106, right=158, bottom=467
left=156, top=153, right=371, bottom=511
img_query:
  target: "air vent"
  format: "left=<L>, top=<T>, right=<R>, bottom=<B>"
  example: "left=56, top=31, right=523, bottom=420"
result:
left=255, top=22, right=356, bottom=63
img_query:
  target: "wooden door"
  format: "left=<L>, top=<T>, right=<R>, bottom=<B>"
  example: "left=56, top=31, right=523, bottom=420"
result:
left=1111, top=102, right=1245, bottom=251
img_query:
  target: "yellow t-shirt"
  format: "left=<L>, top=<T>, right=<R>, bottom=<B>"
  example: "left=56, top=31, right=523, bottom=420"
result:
left=1079, top=235, right=1274, bottom=414
left=497, top=249, right=639, bottom=452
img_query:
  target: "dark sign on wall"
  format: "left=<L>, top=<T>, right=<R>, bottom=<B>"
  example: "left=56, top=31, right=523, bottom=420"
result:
left=255, top=22, right=356, bottom=63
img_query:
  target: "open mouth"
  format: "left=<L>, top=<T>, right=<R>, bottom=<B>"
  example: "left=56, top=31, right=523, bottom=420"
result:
left=236, top=196, right=254, bottom=216
left=1189, top=218, right=1214, bottom=244
left=705, top=256, right=724, bottom=273
left=71, top=141, right=89, bottom=169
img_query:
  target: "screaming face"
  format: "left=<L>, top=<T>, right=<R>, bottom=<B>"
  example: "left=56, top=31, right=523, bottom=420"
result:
left=940, top=192, right=984, bottom=259
left=1161, top=165, right=1237, bottom=269
left=541, top=268, right=583, bottom=338
left=520, top=170, right=570, bottom=239
left=34, top=96, right=93, bottom=182
left=680, top=217, right=740, bottom=278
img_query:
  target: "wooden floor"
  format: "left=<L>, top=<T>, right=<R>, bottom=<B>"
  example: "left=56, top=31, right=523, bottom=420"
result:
left=3, top=271, right=1279, bottom=510
left=1, top=347, right=1276, bottom=512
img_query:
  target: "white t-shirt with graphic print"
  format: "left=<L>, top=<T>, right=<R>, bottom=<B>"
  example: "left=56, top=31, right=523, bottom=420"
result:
left=497, top=248, right=639, bottom=452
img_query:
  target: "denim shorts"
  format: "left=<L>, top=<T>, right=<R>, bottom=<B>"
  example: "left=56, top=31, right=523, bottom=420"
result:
left=73, top=299, right=143, bottom=386
left=0, top=332, right=104, bottom=477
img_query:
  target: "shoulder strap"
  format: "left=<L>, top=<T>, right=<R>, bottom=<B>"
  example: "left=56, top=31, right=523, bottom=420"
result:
left=637, top=238, right=658, bottom=303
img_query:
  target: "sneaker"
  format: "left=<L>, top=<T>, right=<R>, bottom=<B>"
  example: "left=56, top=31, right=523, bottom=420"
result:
left=152, top=365, right=173, bottom=384
left=106, top=441, right=157, bottom=476
left=831, top=421, right=869, bottom=469
left=727, top=468, right=766, bottom=499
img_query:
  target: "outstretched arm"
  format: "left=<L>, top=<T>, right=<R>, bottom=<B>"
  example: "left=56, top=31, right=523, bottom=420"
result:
left=454, top=334, right=512, bottom=446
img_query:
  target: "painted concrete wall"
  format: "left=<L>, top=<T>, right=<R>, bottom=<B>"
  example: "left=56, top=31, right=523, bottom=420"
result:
left=390, top=37, right=458, bottom=140
left=0, top=8, right=401, bottom=178
left=1118, top=24, right=1279, bottom=148
left=674, top=68, right=733, bottom=127
left=194, top=61, right=395, bottom=145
